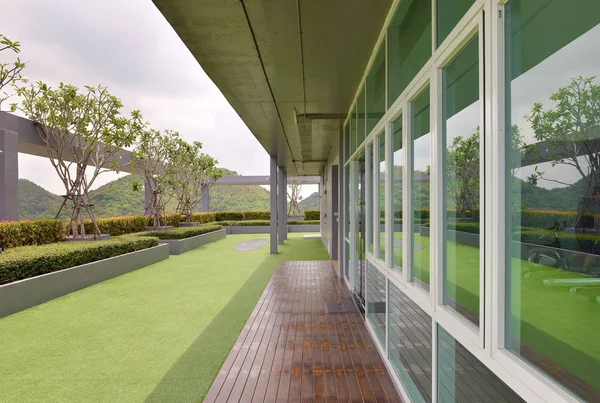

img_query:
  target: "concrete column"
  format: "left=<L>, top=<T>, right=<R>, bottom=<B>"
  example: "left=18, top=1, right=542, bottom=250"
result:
left=331, top=165, right=339, bottom=260
left=0, top=129, right=19, bottom=221
left=278, top=166, right=286, bottom=245
left=270, top=157, right=278, bottom=254
left=200, top=183, right=210, bottom=212
left=283, top=171, right=288, bottom=241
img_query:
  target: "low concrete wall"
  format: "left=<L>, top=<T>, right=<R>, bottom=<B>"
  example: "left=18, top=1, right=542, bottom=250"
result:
left=160, top=229, right=226, bottom=254
left=289, top=225, right=320, bottom=232
left=0, top=244, right=170, bottom=319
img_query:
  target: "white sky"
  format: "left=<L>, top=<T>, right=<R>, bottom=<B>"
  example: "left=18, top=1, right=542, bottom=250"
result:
left=0, top=0, right=317, bottom=198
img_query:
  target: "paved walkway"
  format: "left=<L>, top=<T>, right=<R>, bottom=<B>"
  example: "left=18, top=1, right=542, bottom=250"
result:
left=204, top=260, right=402, bottom=402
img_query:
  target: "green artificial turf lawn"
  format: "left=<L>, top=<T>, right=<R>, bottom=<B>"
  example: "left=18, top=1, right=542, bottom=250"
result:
left=0, top=233, right=329, bottom=403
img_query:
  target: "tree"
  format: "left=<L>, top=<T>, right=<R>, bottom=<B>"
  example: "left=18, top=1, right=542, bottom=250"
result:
left=288, top=179, right=303, bottom=216
left=1, top=34, right=25, bottom=111
left=18, top=82, right=143, bottom=237
left=170, top=137, right=222, bottom=222
left=527, top=76, right=600, bottom=228
left=446, top=128, right=480, bottom=218
left=132, top=129, right=177, bottom=228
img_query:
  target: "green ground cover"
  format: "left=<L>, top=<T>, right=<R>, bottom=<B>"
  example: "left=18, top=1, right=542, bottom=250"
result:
left=0, top=233, right=328, bottom=403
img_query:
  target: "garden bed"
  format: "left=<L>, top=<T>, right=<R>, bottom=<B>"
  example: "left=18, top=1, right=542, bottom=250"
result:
left=138, top=225, right=225, bottom=254
left=0, top=236, right=168, bottom=318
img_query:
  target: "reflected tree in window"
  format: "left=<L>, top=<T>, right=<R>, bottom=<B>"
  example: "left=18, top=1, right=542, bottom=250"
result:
left=446, top=128, right=480, bottom=218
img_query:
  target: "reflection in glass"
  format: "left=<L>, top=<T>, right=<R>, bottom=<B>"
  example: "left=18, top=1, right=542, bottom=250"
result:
left=358, top=87, right=366, bottom=148
left=505, top=1, right=600, bottom=400
left=379, top=134, right=386, bottom=261
left=437, top=326, right=524, bottom=403
left=388, top=282, right=432, bottom=402
left=345, top=164, right=350, bottom=241
left=442, top=34, right=480, bottom=326
left=436, top=0, right=476, bottom=46
left=367, top=43, right=386, bottom=134
left=367, top=145, right=374, bottom=254
left=366, top=261, right=386, bottom=346
left=392, top=115, right=404, bottom=272
left=351, top=104, right=357, bottom=154
left=388, top=0, right=432, bottom=106
left=411, top=87, right=431, bottom=291
left=355, top=155, right=366, bottom=309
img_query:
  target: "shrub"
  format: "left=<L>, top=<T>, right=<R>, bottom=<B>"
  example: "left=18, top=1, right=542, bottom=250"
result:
left=0, top=220, right=64, bottom=250
left=146, top=213, right=181, bottom=228
left=0, top=235, right=159, bottom=285
left=244, top=211, right=270, bottom=220
left=216, top=212, right=245, bottom=221
left=446, top=222, right=481, bottom=234
left=517, top=210, right=592, bottom=229
left=84, top=216, right=147, bottom=236
left=140, top=224, right=223, bottom=240
left=288, top=220, right=320, bottom=225
left=189, top=213, right=217, bottom=224
left=304, top=210, right=320, bottom=220
left=218, top=220, right=270, bottom=226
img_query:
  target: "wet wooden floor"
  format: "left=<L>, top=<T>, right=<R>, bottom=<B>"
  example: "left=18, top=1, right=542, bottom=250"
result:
left=204, top=260, right=402, bottom=403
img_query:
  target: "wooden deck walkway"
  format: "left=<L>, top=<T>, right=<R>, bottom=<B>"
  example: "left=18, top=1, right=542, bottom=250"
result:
left=204, top=260, right=402, bottom=403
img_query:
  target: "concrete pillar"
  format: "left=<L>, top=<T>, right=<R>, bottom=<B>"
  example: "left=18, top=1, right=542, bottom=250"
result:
left=270, top=157, right=278, bottom=254
left=0, top=129, right=19, bottom=221
left=200, top=183, right=210, bottom=212
left=278, top=166, right=286, bottom=245
left=331, top=165, right=339, bottom=260
left=283, top=171, right=288, bottom=241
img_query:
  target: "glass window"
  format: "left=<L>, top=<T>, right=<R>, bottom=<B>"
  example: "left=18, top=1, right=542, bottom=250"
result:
left=366, top=261, right=386, bottom=346
left=437, top=326, right=525, bottom=402
left=505, top=1, right=600, bottom=400
left=367, top=145, right=374, bottom=254
left=388, top=0, right=432, bottom=106
left=345, top=240, right=350, bottom=280
left=344, top=123, right=350, bottom=163
left=358, top=87, right=366, bottom=147
left=442, top=34, right=481, bottom=326
left=437, top=0, right=476, bottom=46
left=345, top=164, right=350, bottom=241
left=388, top=282, right=432, bottom=402
left=351, top=104, right=357, bottom=154
left=367, top=43, right=386, bottom=134
left=378, top=134, right=386, bottom=261
left=393, top=115, right=404, bottom=272
left=411, top=86, right=431, bottom=291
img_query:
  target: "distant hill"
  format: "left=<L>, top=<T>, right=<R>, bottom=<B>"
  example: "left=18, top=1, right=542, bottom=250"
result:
left=17, top=168, right=276, bottom=220
left=299, top=192, right=320, bottom=211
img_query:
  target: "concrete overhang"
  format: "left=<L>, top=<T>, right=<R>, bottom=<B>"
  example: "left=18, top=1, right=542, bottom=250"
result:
left=151, top=0, right=393, bottom=176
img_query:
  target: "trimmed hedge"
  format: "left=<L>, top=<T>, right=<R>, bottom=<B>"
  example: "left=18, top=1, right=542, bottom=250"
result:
left=146, top=214, right=181, bottom=228
left=244, top=211, right=270, bottom=220
left=392, top=209, right=431, bottom=219
left=0, top=220, right=65, bottom=250
left=215, top=212, right=245, bottom=221
left=288, top=220, right=320, bottom=225
left=515, top=228, right=600, bottom=254
left=188, top=213, right=217, bottom=224
left=139, top=224, right=223, bottom=240
left=446, top=222, right=481, bottom=234
left=0, top=235, right=159, bottom=285
left=218, top=220, right=269, bottom=227
left=517, top=210, right=593, bottom=229
left=84, top=216, right=147, bottom=236
left=304, top=210, right=320, bottom=221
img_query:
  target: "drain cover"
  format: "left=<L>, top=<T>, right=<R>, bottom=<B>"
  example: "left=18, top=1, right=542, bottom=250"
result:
left=325, top=301, right=358, bottom=313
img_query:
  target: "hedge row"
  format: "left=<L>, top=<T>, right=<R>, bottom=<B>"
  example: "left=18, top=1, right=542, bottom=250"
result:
left=139, top=224, right=223, bottom=240
left=218, top=220, right=320, bottom=227
left=515, top=228, right=600, bottom=254
left=304, top=210, right=320, bottom=220
left=83, top=216, right=148, bottom=236
left=516, top=210, right=594, bottom=229
left=188, top=212, right=217, bottom=224
left=0, top=235, right=159, bottom=285
left=0, top=220, right=65, bottom=250
left=244, top=211, right=270, bottom=220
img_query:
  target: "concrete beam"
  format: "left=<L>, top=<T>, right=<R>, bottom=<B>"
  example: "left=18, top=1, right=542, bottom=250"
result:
left=216, top=175, right=320, bottom=186
left=0, top=129, right=19, bottom=221
left=270, top=157, right=278, bottom=254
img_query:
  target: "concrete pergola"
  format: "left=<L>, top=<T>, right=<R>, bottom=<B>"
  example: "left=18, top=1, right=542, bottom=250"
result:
left=0, top=111, right=320, bottom=247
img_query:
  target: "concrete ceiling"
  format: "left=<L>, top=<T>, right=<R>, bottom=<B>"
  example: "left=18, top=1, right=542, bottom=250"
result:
left=152, top=0, right=392, bottom=175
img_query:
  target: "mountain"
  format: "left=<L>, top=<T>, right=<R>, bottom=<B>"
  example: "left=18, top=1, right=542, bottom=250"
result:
left=299, top=192, right=320, bottom=211
left=17, top=168, right=275, bottom=220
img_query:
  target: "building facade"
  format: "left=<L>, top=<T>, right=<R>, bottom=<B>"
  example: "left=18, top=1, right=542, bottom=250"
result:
left=327, top=0, right=600, bottom=402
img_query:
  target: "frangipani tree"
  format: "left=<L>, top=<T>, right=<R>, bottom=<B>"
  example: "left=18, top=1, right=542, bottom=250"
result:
left=288, top=178, right=303, bottom=216
left=18, top=82, right=143, bottom=237
left=170, top=138, right=222, bottom=222
left=132, top=129, right=179, bottom=228
left=1, top=34, right=25, bottom=111
left=446, top=128, right=480, bottom=218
